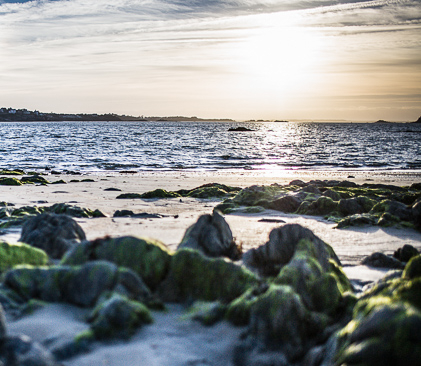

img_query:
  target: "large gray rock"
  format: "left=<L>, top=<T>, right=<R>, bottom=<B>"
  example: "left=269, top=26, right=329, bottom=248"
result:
left=178, top=211, right=241, bottom=260
left=361, top=252, right=405, bottom=269
left=19, top=213, right=86, bottom=259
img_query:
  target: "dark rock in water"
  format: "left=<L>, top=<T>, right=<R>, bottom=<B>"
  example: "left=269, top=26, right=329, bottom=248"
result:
left=61, top=236, right=172, bottom=291
left=394, top=244, right=419, bottom=263
left=267, top=195, right=301, bottom=213
left=243, top=223, right=341, bottom=276
left=19, top=213, right=86, bottom=259
left=0, top=335, right=59, bottom=366
left=88, top=293, right=152, bottom=340
left=178, top=211, right=241, bottom=260
left=361, top=252, right=404, bottom=269
left=228, top=127, right=254, bottom=132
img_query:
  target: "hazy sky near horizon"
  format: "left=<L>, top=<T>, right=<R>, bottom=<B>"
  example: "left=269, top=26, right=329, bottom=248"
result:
left=0, top=0, right=420, bottom=121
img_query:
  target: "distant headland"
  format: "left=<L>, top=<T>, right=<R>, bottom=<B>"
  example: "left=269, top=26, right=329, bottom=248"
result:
left=0, top=107, right=234, bottom=123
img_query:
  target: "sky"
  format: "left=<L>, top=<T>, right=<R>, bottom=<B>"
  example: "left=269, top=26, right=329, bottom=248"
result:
left=0, top=0, right=420, bottom=121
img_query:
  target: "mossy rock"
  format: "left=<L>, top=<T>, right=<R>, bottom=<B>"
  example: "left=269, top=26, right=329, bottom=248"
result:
left=0, top=170, right=24, bottom=176
left=11, top=206, right=42, bottom=217
left=403, top=255, right=421, bottom=280
left=0, top=241, right=49, bottom=273
left=299, top=196, right=338, bottom=216
left=0, top=177, right=22, bottom=186
left=140, top=189, right=181, bottom=199
left=160, top=248, right=259, bottom=303
left=61, top=236, right=172, bottom=291
left=185, top=300, right=226, bottom=326
left=336, top=213, right=377, bottom=228
left=44, top=203, right=104, bottom=218
left=116, top=193, right=143, bottom=199
left=213, top=201, right=238, bottom=214
left=88, top=293, right=152, bottom=340
left=232, top=185, right=283, bottom=206
left=52, top=180, right=67, bottom=184
left=21, top=175, right=51, bottom=184
left=186, top=186, right=228, bottom=198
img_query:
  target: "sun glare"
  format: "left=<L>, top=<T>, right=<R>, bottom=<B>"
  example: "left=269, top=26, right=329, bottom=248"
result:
left=233, top=13, right=325, bottom=97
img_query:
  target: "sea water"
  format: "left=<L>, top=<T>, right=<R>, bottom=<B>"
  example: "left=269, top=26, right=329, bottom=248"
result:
left=0, top=121, right=420, bottom=173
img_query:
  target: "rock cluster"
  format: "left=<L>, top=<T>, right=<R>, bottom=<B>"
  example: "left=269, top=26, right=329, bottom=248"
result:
left=0, top=182, right=420, bottom=365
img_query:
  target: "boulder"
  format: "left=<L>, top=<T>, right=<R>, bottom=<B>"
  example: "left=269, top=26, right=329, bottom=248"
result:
left=371, top=199, right=413, bottom=221
left=0, top=241, right=48, bottom=273
left=61, top=236, right=172, bottom=291
left=394, top=244, right=419, bottom=263
left=19, top=213, right=86, bottom=259
left=361, top=252, right=405, bottom=269
left=336, top=213, right=377, bottom=228
left=157, top=248, right=258, bottom=303
left=88, top=293, right=152, bottom=340
left=0, top=335, right=59, bottom=366
left=242, top=224, right=341, bottom=277
left=300, top=196, right=338, bottom=216
left=177, top=211, right=240, bottom=260
left=268, top=195, right=301, bottom=213
left=402, top=255, right=421, bottom=280
left=323, top=189, right=341, bottom=201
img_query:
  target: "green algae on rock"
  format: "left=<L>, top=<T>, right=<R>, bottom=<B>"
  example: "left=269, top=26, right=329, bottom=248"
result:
left=158, top=248, right=259, bottom=303
left=88, top=293, right=152, bottom=340
left=0, top=241, right=48, bottom=273
left=61, top=236, right=172, bottom=291
left=0, top=177, right=22, bottom=186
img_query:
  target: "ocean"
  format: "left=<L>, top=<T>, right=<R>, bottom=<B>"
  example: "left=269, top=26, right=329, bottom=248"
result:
left=1, top=121, right=420, bottom=173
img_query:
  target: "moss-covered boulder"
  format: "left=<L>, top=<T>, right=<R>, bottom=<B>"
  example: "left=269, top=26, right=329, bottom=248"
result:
left=232, top=185, right=283, bottom=206
left=21, top=175, right=51, bottom=185
left=267, top=195, right=302, bottom=213
left=44, top=203, right=105, bottom=218
left=321, top=256, right=421, bottom=366
left=0, top=169, right=24, bottom=175
left=361, top=252, right=405, bottom=269
left=19, top=213, right=86, bottom=259
left=336, top=213, right=378, bottom=228
left=243, top=223, right=341, bottom=277
left=371, top=199, right=413, bottom=221
left=61, top=236, right=172, bottom=291
left=298, top=196, right=338, bottom=216
left=0, top=177, right=22, bottom=186
left=158, top=248, right=259, bottom=303
left=88, top=293, right=152, bottom=340
left=140, top=189, right=181, bottom=199
left=0, top=241, right=48, bottom=273
left=178, top=211, right=241, bottom=260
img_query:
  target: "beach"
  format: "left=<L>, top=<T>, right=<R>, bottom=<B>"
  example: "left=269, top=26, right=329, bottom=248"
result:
left=1, top=169, right=421, bottom=365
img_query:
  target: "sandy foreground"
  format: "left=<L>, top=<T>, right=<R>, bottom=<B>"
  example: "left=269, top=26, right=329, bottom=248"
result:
left=1, top=169, right=421, bottom=365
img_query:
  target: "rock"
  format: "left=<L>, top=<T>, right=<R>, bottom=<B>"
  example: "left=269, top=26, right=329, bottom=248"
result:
left=88, top=293, right=152, bottom=340
left=178, top=211, right=240, bottom=260
left=402, top=254, right=421, bottom=279
left=187, top=301, right=226, bottom=326
left=336, top=180, right=358, bottom=188
left=21, top=175, right=51, bottom=185
left=232, top=185, right=282, bottom=206
left=289, top=179, right=306, bottom=187
left=0, top=177, right=23, bottom=186
left=371, top=199, right=413, bottom=221
left=0, top=335, right=59, bottom=366
left=336, top=213, right=377, bottom=228
left=140, top=189, right=181, bottom=198
left=157, top=248, right=258, bottom=303
left=338, top=197, right=375, bottom=216
left=243, top=224, right=341, bottom=277
left=228, top=127, right=254, bottom=132
left=322, top=189, right=341, bottom=201
left=300, top=196, right=338, bottom=216
left=61, top=236, right=172, bottom=291
left=394, top=244, right=419, bottom=262
left=45, top=203, right=105, bottom=218
left=0, top=241, right=48, bottom=273
left=361, top=252, right=405, bottom=269
left=300, top=185, right=322, bottom=195
left=116, top=193, right=143, bottom=199
left=19, top=213, right=86, bottom=259
left=267, top=195, right=301, bottom=213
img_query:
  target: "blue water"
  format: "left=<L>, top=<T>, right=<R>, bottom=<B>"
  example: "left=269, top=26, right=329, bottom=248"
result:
left=0, top=121, right=420, bottom=173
